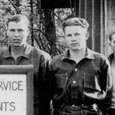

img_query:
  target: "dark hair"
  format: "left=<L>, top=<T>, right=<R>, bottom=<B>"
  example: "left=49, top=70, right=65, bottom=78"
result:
left=6, top=14, right=29, bottom=28
left=62, top=15, right=89, bottom=31
left=109, top=30, right=115, bottom=41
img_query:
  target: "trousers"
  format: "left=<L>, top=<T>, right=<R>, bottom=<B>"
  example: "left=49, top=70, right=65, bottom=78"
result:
left=51, top=104, right=103, bottom=115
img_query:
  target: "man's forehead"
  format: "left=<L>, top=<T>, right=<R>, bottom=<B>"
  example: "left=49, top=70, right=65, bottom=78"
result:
left=8, top=21, right=28, bottom=29
left=65, top=25, right=88, bottom=33
left=8, top=20, right=26, bottom=25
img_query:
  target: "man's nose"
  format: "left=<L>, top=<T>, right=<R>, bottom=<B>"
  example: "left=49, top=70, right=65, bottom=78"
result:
left=14, top=30, right=19, bottom=36
left=71, top=36, right=77, bottom=41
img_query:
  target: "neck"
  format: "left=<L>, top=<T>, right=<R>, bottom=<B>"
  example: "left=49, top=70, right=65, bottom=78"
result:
left=11, top=45, right=25, bottom=59
left=69, top=48, right=86, bottom=63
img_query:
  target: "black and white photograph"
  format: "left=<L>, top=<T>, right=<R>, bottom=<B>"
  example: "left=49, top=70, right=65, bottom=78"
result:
left=0, top=0, right=115, bottom=115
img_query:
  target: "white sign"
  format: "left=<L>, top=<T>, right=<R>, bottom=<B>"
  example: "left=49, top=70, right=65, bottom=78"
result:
left=0, top=74, right=26, bottom=115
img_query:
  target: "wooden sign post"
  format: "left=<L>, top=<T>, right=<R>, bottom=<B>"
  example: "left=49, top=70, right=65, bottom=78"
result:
left=0, top=65, right=34, bottom=115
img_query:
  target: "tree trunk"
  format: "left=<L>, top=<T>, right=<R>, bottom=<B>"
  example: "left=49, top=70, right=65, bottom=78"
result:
left=43, top=9, right=57, bottom=56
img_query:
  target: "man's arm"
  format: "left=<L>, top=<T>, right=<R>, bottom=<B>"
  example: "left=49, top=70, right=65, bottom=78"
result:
left=99, top=57, right=112, bottom=114
left=38, top=52, right=51, bottom=115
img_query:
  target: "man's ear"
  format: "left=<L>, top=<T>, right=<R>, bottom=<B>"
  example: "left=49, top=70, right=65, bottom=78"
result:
left=85, top=32, right=89, bottom=40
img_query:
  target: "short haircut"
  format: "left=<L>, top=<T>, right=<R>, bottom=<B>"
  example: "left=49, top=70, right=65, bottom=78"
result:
left=6, top=14, right=30, bottom=28
left=62, top=15, right=89, bottom=31
left=109, top=30, right=115, bottom=41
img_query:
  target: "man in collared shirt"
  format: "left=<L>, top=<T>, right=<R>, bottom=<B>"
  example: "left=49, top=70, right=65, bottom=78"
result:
left=108, top=30, right=115, bottom=115
left=48, top=16, right=112, bottom=115
left=0, top=14, right=51, bottom=115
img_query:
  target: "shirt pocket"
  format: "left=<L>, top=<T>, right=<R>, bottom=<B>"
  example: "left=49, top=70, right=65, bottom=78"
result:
left=55, top=73, right=68, bottom=88
left=84, top=72, right=101, bottom=91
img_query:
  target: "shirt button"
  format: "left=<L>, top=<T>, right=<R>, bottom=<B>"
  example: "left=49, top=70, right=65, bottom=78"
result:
left=72, top=104, right=75, bottom=107
left=73, top=80, right=76, bottom=84
left=75, top=68, right=77, bottom=72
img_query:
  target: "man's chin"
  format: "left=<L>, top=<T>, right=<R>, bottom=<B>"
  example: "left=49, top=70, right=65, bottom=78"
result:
left=13, top=43, right=25, bottom=47
left=71, top=47, right=82, bottom=51
left=13, top=44, right=24, bottom=48
left=13, top=44, right=21, bottom=47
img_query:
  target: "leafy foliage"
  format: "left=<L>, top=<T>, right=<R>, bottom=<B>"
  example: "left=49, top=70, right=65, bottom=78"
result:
left=0, top=0, right=73, bottom=56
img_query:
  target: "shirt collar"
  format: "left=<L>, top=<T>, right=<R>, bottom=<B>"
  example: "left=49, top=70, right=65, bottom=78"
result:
left=61, top=48, right=95, bottom=60
left=3, top=44, right=33, bottom=59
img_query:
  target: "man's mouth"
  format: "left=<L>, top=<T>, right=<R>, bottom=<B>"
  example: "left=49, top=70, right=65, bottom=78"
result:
left=13, top=39, right=20, bottom=43
left=71, top=43, right=79, bottom=46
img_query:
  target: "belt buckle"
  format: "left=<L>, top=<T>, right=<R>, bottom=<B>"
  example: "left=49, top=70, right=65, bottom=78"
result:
left=91, top=103, right=98, bottom=111
left=72, top=104, right=76, bottom=107
left=71, top=104, right=81, bottom=110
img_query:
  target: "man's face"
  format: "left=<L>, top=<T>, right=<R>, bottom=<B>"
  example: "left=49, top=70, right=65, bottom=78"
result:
left=64, top=25, right=88, bottom=51
left=110, top=34, right=115, bottom=52
left=7, top=20, right=29, bottom=47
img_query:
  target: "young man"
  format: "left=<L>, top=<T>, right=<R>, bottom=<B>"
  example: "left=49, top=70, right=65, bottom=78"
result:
left=48, top=16, right=112, bottom=115
left=108, top=31, right=115, bottom=115
left=0, top=14, right=50, bottom=115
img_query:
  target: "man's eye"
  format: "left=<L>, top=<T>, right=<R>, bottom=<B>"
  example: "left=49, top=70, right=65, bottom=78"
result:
left=74, top=33, right=80, bottom=36
left=18, top=29, right=23, bottom=32
left=66, top=34, right=72, bottom=37
left=10, top=29, right=15, bottom=32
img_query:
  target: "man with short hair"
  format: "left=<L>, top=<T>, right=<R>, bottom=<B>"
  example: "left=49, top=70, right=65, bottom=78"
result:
left=108, top=30, right=115, bottom=115
left=0, top=14, right=50, bottom=115
left=48, top=16, right=112, bottom=115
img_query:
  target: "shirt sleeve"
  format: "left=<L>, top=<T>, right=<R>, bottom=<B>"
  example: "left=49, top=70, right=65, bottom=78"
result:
left=38, top=51, right=51, bottom=115
left=99, top=57, right=112, bottom=114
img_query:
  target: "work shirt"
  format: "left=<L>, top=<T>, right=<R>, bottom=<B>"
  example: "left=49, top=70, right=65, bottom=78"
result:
left=49, top=48, right=112, bottom=115
left=0, top=44, right=51, bottom=115
left=108, top=53, right=115, bottom=109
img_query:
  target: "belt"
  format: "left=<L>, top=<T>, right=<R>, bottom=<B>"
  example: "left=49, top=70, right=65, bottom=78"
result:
left=63, top=103, right=99, bottom=112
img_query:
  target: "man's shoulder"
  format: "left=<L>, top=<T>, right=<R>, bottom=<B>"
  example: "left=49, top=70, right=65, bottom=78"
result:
left=90, top=50, right=110, bottom=66
left=50, top=53, right=64, bottom=64
left=25, top=45, right=51, bottom=61
left=90, top=49, right=107, bottom=60
left=33, top=47, right=51, bottom=60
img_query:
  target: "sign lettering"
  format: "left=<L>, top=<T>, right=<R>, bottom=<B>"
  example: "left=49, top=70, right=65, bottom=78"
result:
left=0, top=74, right=26, bottom=115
